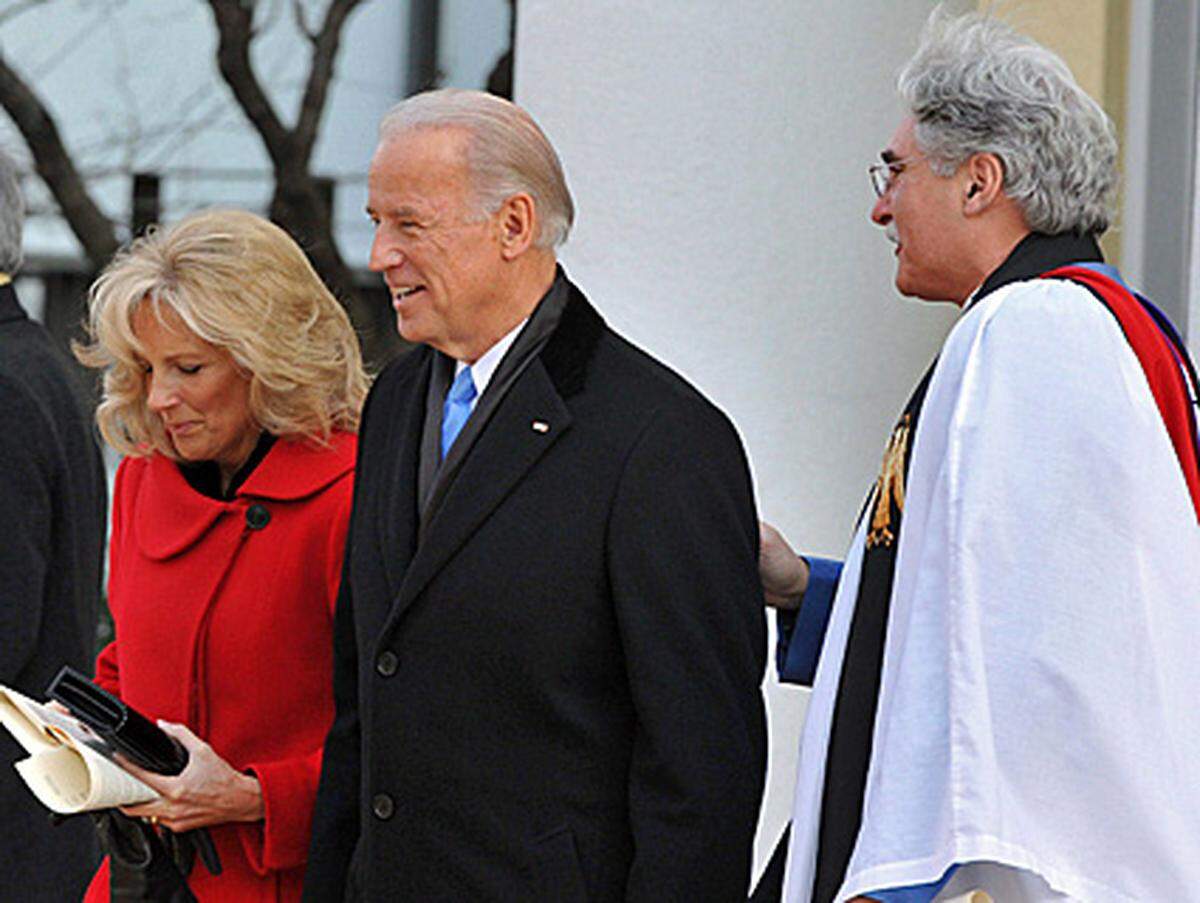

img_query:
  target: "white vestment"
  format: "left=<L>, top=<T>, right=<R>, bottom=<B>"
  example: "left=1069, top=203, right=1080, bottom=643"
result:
left=783, top=276, right=1200, bottom=903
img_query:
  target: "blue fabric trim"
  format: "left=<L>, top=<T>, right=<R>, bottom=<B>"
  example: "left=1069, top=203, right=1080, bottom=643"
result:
left=868, top=864, right=958, bottom=903
left=776, top=556, right=842, bottom=685
left=1072, top=260, right=1123, bottom=285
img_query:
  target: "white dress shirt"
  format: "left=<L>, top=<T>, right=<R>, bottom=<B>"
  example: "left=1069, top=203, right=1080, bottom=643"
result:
left=453, top=317, right=529, bottom=414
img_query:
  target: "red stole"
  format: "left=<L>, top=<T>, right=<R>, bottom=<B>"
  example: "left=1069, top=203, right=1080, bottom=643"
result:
left=1044, top=265, right=1200, bottom=523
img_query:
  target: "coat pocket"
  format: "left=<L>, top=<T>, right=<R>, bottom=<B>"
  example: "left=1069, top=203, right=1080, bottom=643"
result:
left=530, top=825, right=588, bottom=903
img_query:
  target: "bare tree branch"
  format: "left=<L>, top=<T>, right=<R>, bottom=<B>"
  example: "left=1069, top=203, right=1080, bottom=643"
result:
left=0, top=0, right=384, bottom=358
left=206, top=0, right=371, bottom=344
left=291, top=0, right=315, bottom=42
left=206, top=0, right=291, bottom=164
left=262, top=0, right=285, bottom=31
left=294, top=0, right=361, bottom=164
left=0, top=49, right=117, bottom=267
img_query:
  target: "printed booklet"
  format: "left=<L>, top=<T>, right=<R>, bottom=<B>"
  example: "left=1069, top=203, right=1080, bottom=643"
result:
left=0, top=684, right=157, bottom=813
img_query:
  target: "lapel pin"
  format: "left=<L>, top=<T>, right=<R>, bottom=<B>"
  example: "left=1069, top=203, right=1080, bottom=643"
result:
left=531, top=420, right=550, bottom=434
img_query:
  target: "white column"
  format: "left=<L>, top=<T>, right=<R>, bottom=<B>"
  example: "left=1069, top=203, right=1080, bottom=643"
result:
left=515, top=0, right=959, bottom=880
left=1192, top=91, right=1200, bottom=354
left=1121, top=0, right=1153, bottom=290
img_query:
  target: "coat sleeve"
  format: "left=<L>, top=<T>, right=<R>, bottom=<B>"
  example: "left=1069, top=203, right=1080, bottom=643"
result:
left=0, top=378, right=54, bottom=684
left=302, top=420, right=378, bottom=900
left=242, top=747, right=327, bottom=875
left=301, top=511, right=362, bottom=899
left=93, top=641, right=120, bottom=696
left=606, top=400, right=767, bottom=901
left=775, top=556, right=842, bottom=685
left=93, top=459, right=133, bottom=696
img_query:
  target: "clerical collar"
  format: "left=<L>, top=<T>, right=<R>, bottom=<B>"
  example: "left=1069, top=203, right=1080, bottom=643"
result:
left=453, top=317, right=529, bottom=400
left=968, top=231, right=1104, bottom=309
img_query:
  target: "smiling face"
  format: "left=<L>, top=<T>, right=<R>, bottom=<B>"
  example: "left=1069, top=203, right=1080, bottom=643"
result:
left=132, top=304, right=259, bottom=481
left=367, top=126, right=510, bottom=361
left=869, top=118, right=977, bottom=304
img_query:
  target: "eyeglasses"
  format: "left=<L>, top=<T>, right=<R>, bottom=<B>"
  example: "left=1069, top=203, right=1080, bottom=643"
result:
left=868, top=154, right=923, bottom=198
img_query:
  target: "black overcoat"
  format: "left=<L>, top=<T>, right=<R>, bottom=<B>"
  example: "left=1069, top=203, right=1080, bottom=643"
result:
left=305, top=280, right=766, bottom=901
left=0, top=284, right=105, bottom=897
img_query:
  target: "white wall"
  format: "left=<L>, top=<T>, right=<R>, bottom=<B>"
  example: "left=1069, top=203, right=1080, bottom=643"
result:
left=516, top=0, right=960, bottom=882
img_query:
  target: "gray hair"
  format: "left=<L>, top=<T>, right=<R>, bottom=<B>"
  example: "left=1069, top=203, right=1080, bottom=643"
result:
left=898, top=10, right=1117, bottom=235
left=379, top=88, right=574, bottom=249
left=0, top=149, right=25, bottom=273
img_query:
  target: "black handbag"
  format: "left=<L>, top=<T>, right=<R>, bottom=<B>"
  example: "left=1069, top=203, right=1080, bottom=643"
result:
left=46, top=667, right=222, bottom=899
left=47, top=666, right=187, bottom=775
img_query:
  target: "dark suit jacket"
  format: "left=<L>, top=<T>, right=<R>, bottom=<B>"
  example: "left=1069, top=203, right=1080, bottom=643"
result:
left=305, top=279, right=766, bottom=901
left=0, top=283, right=105, bottom=898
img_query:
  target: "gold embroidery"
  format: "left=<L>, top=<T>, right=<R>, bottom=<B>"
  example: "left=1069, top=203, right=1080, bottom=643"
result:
left=867, top=413, right=911, bottom=549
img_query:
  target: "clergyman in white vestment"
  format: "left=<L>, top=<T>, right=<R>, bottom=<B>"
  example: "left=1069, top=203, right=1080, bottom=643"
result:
left=756, top=11, right=1200, bottom=903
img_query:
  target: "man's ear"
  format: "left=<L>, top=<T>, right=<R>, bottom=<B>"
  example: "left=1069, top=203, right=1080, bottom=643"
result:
left=962, top=152, right=1005, bottom=216
left=496, top=193, right=538, bottom=260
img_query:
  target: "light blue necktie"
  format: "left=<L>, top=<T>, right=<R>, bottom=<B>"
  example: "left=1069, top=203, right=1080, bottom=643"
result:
left=440, top=365, right=477, bottom=459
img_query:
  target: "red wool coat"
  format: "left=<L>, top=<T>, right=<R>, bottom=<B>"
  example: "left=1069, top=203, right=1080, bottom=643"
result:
left=84, top=432, right=355, bottom=902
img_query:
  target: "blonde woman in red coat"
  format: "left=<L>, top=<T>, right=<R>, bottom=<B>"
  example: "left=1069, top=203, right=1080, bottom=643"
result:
left=75, top=209, right=368, bottom=901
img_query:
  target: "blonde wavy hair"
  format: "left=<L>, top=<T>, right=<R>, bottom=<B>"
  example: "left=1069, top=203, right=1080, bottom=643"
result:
left=76, top=208, right=368, bottom=459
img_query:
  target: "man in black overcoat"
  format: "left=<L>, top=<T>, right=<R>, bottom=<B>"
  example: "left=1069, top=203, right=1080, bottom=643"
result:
left=0, top=150, right=106, bottom=896
left=304, top=89, right=767, bottom=901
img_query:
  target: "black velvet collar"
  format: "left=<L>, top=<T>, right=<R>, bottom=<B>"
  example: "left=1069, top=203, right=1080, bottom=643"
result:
left=537, top=271, right=606, bottom=399
left=972, top=231, right=1104, bottom=306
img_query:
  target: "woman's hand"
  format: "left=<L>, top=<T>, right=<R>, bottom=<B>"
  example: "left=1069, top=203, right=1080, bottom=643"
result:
left=119, top=721, right=263, bottom=833
left=759, top=521, right=809, bottom=610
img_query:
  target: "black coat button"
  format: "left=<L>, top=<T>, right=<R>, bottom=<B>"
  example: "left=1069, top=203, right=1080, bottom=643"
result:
left=376, top=651, right=398, bottom=677
left=246, top=504, right=271, bottom=530
left=372, top=793, right=394, bottom=820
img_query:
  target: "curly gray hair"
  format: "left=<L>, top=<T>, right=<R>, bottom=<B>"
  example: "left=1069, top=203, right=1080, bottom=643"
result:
left=897, top=10, right=1117, bottom=235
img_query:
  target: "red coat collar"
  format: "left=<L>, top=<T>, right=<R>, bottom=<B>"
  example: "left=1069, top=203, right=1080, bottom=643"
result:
left=238, top=431, right=357, bottom=501
left=134, top=431, right=356, bottom=560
